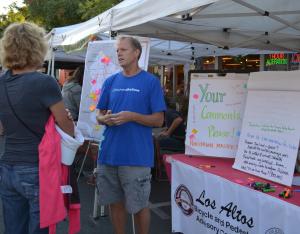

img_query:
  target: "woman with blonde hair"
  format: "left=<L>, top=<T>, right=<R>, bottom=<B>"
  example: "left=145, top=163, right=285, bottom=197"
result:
left=0, top=22, right=74, bottom=234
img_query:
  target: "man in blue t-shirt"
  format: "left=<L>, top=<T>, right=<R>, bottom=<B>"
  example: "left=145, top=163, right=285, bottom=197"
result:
left=96, top=36, right=166, bottom=234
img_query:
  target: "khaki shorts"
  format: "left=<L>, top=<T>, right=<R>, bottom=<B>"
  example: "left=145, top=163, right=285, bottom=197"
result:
left=95, top=164, right=152, bottom=214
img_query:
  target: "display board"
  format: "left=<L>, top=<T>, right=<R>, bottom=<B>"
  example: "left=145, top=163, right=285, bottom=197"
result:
left=233, top=71, right=300, bottom=186
left=172, top=159, right=300, bottom=234
left=77, top=39, right=150, bottom=140
left=185, top=73, right=248, bottom=157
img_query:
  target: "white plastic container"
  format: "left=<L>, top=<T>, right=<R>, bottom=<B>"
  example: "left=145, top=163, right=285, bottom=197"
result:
left=55, top=125, right=84, bottom=165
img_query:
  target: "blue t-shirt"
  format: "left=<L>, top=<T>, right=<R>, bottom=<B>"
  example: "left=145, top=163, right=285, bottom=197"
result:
left=97, top=70, right=166, bottom=167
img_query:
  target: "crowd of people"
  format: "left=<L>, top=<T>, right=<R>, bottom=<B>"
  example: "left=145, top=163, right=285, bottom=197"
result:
left=0, top=21, right=187, bottom=234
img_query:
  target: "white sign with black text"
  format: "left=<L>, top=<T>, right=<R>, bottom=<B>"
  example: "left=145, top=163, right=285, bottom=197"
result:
left=233, top=71, right=300, bottom=186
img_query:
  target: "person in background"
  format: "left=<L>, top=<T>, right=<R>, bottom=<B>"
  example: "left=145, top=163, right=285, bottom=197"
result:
left=96, top=36, right=166, bottom=234
left=0, top=66, right=5, bottom=76
left=158, top=97, right=186, bottom=152
left=0, top=22, right=74, bottom=234
left=62, top=66, right=84, bottom=121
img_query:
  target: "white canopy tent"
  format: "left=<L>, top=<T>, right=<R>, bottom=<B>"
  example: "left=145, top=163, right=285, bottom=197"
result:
left=46, top=0, right=295, bottom=89
left=49, top=0, right=300, bottom=51
left=148, top=38, right=280, bottom=65
left=48, top=0, right=218, bottom=47
left=50, top=37, right=279, bottom=66
left=47, top=0, right=222, bottom=67
left=113, top=0, right=300, bottom=51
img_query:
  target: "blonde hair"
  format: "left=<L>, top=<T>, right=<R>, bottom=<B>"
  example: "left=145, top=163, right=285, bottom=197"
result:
left=0, top=22, right=48, bottom=70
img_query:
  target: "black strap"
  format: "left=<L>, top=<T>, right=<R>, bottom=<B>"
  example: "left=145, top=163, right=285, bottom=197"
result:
left=3, top=79, right=40, bottom=139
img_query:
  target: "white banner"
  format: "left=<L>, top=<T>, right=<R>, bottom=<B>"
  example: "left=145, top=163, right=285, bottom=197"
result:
left=233, top=71, right=300, bottom=186
left=185, top=73, right=248, bottom=157
left=77, top=39, right=150, bottom=140
left=172, top=160, right=300, bottom=234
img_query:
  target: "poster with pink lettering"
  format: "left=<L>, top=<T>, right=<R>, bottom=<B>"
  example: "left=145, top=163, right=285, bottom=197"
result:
left=185, top=73, right=248, bottom=157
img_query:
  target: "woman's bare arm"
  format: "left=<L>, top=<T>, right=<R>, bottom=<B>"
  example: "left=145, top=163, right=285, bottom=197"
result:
left=50, top=101, right=74, bottom=137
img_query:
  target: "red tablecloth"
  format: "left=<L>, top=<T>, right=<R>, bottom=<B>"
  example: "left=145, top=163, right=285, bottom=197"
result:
left=163, top=154, right=300, bottom=207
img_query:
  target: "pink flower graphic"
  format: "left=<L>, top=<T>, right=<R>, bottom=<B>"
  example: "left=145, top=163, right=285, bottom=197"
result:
left=189, top=134, right=196, bottom=143
left=95, top=89, right=101, bottom=95
left=101, top=56, right=111, bottom=64
left=193, top=94, right=199, bottom=100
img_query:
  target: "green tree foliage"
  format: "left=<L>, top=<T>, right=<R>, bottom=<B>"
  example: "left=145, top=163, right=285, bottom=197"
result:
left=78, top=0, right=122, bottom=21
left=25, top=0, right=83, bottom=30
left=1, top=0, right=123, bottom=35
left=0, top=3, right=29, bottom=37
left=24, top=0, right=122, bottom=30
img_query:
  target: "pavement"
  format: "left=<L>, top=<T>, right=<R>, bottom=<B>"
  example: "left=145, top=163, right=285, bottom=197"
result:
left=0, top=171, right=172, bottom=234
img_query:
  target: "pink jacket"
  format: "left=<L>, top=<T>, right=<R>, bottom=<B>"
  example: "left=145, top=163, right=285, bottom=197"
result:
left=39, top=115, right=80, bottom=234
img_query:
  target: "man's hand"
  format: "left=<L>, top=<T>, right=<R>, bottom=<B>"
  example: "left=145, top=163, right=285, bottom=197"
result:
left=97, top=110, right=164, bottom=127
left=110, top=111, right=133, bottom=126
left=96, top=110, right=115, bottom=126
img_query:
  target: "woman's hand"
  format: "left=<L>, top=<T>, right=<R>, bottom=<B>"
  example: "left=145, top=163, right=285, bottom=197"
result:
left=65, top=109, right=74, bottom=121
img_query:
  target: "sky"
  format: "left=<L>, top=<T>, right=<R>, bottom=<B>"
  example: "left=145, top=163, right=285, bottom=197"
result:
left=0, top=0, right=24, bottom=14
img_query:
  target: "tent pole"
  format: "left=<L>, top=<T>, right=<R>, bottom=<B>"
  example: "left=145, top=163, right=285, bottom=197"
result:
left=184, top=63, right=189, bottom=96
left=214, top=56, right=219, bottom=70
left=47, top=50, right=52, bottom=75
left=109, top=9, right=114, bottom=40
left=47, top=31, right=55, bottom=75
left=260, top=54, right=264, bottom=71
left=172, top=65, right=176, bottom=99
left=51, top=49, right=55, bottom=77
left=159, top=66, right=164, bottom=87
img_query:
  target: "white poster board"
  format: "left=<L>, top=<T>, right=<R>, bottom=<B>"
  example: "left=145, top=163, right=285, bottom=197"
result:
left=77, top=39, right=150, bottom=140
left=233, top=71, right=300, bottom=186
left=185, top=73, right=248, bottom=157
left=172, top=160, right=300, bottom=234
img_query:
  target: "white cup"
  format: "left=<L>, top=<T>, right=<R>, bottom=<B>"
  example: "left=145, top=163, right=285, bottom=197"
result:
left=55, top=125, right=84, bottom=165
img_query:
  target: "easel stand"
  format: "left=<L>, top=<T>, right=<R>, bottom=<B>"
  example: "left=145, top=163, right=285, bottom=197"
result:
left=75, top=140, right=106, bottom=218
left=76, top=139, right=101, bottom=181
left=76, top=140, right=93, bottom=182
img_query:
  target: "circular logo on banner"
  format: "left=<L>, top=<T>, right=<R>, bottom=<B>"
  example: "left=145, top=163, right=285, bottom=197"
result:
left=265, top=228, right=284, bottom=234
left=174, top=184, right=194, bottom=216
